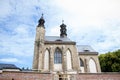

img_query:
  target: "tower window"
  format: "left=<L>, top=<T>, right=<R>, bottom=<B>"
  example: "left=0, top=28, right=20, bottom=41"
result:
left=54, top=48, right=62, bottom=64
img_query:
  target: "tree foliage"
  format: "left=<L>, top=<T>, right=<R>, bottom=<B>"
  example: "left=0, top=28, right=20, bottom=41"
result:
left=99, top=49, right=120, bottom=72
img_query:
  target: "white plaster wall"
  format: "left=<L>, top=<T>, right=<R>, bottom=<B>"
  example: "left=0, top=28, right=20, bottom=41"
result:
left=66, top=50, right=72, bottom=70
left=89, top=59, right=97, bottom=73
left=54, top=64, right=62, bottom=71
left=44, top=50, right=49, bottom=71
left=80, top=67, right=84, bottom=73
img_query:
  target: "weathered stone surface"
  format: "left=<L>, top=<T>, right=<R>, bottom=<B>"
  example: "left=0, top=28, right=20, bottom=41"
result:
left=77, top=73, right=120, bottom=80
left=32, top=17, right=101, bottom=73
left=0, top=71, right=52, bottom=80
left=0, top=71, right=120, bottom=80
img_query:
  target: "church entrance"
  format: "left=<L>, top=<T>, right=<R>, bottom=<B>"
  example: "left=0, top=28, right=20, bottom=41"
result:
left=54, top=73, right=76, bottom=80
left=59, top=74, right=70, bottom=80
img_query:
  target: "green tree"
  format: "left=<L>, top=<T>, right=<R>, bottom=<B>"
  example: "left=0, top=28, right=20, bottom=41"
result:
left=99, top=49, right=120, bottom=72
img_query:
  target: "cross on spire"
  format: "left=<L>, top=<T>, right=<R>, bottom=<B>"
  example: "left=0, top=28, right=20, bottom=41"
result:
left=62, top=20, right=64, bottom=24
left=42, top=13, right=43, bottom=18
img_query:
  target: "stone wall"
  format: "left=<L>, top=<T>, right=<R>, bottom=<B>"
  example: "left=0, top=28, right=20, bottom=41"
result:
left=77, top=73, right=120, bottom=80
left=79, top=54, right=101, bottom=73
left=0, top=71, right=120, bottom=80
left=37, top=44, right=80, bottom=72
left=0, top=71, right=52, bottom=80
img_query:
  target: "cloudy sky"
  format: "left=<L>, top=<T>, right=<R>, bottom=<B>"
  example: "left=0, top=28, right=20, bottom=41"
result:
left=0, top=0, right=120, bottom=68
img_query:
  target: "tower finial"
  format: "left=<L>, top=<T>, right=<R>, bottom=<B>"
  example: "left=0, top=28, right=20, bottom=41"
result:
left=62, top=20, right=64, bottom=24
left=42, top=13, right=43, bottom=18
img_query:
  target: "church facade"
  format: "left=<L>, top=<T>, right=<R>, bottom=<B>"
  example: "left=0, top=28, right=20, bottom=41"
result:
left=32, top=15, right=101, bottom=75
left=1, top=15, right=120, bottom=80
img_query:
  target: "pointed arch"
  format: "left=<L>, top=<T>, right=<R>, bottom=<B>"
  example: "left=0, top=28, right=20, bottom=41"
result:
left=54, top=47, right=62, bottom=71
left=80, top=58, right=84, bottom=67
left=54, top=48, right=62, bottom=64
left=89, top=58, right=97, bottom=73
left=80, top=58, right=84, bottom=73
left=44, top=49, right=49, bottom=71
left=66, top=49, right=72, bottom=70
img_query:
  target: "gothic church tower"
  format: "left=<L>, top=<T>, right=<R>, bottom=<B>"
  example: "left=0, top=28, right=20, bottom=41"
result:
left=32, top=14, right=45, bottom=71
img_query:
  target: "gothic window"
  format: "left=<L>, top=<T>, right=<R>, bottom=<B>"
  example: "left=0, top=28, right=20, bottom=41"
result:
left=80, top=58, right=84, bottom=67
left=80, top=58, right=85, bottom=73
left=66, top=50, right=72, bottom=70
left=44, top=49, right=49, bottom=70
left=54, top=48, right=62, bottom=64
left=89, top=58, right=97, bottom=73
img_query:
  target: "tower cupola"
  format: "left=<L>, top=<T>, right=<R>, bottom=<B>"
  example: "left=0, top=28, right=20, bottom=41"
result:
left=38, top=14, right=45, bottom=28
left=60, top=20, right=67, bottom=37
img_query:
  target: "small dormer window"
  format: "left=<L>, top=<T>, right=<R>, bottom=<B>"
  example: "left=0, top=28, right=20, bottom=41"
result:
left=56, top=39, right=62, bottom=41
left=84, top=49, right=89, bottom=52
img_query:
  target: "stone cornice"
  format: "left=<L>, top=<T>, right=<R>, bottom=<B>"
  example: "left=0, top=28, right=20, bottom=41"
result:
left=44, top=41, right=76, bottom=45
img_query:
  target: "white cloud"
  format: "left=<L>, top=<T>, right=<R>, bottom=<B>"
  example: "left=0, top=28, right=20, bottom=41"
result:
left=46, top=26, right=60, bottom=36
left=50, top=0, right=120, bottom=28
left=14, top=25, right=29, bottom=34
left=0, top=0, right=120, bottom=68
left=0, top=58, right=20, bottom=63
left=0, top=0, right=13, bottom=18
left=46, top=0, right=120, bottom=53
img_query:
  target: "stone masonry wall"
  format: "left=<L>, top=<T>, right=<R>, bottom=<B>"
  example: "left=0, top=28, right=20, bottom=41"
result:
left=0, top=71, right=52, bottom=80
left=76, top=73, right=120, bottom=80
left=0, top=71, right=120, bottom=80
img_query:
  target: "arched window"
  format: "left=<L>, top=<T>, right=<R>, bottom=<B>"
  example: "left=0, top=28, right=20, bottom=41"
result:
left=89, top=58, right=97, bottom=73
left=80, top=58, right=85, bottom=73
left=80, top=58, right=84, bottom=67
left=54, top=48, right=62, bottom=64
left=66, top=50, right=72, bottom=70
left=44, top=49, right=49, bottom=71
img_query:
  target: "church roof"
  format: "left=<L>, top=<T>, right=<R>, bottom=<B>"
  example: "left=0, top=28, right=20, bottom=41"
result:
left=0, top=63, right=20, bottom=70
left=45, top=36, right=76, bottom=44
left=77, top=45, right=98, bottom=54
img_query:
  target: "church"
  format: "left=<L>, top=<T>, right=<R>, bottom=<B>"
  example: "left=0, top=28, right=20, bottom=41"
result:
left=1, top=15, right=120, bottom=80
left=32, top=14, right=101, bottom=75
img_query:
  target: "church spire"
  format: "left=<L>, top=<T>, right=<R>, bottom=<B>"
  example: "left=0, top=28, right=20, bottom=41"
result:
left=38, top=14, right=45, bottom=28
left=60, top=20, right=67, bottom=37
